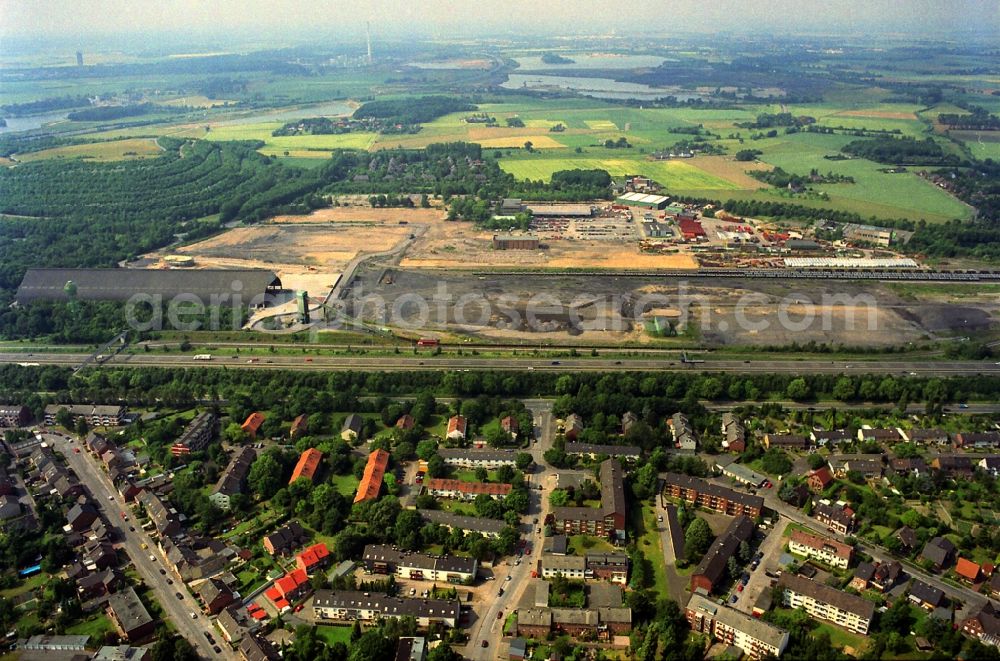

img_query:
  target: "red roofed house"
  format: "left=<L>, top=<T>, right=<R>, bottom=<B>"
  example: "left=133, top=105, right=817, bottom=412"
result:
left=296, top=542, right=331, bottom=574
left=446, top=416, right=467, bottom=441
left=241, top=412, right=266, bottom=440
left=354, top=449, right=390, bottom=504
left=396, top=414, right=415, bottom=431
left=501, top=416, right=519, bottom=438
left=956, top=557, right=982, bottom=583
left=807, top=467, right=834, bottom=493
left=289, top=414, right=309, bottom=440
left=289, top=448, right=323, bottom=485
left=274, top=568, right=309, bottom=604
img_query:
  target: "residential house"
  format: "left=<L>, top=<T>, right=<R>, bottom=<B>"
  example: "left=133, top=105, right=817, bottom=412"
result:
left=890, top=457, right=928, bottom=476
left=296, top=542, right=331, bottom=575
left=106, top=587, right=155, bottom=642
left=895, top=526, right=918, bottom=552
left=501, top=415, right=520, bottom=438
left=813, top=502, right=854, bottom=535
left=77, top=570, right=120, bottom=601
left=857, top=428, right=901, bottom=444
left=955, top=431, right=1000, bottom=449
left=662, top=473, right=764, bottom=518
left=45, top=404, right=126, bottom=428
left=828, top=454, right=884, bottom=479
left=850, top=562, right=876, bottom=591
left=980, top=456, right=1000, bottom=477
left=289, top=414, right=309, bottom=440
left=563, top=414, right=584, bottom=441
left=763, top=434, right=810, bottom=451
left=686, top=593, right=789, bottom=660
left=586, top=553, right=630, bottom=584
left=620, top=412, right=638, bottom=436
left=807, top=467, right=834, bottom=492
left=395, top=415, right=415, bottom=431
left=671, top=413, right=697, bottom=451
left=0, top=496, right=21, bottom=521
left=445, top=415, right=467, bottom=441
left=437, top=448, right=518, bottom=469
left=416, top=509, right=507, bottom=538
left=210, top=446, right=256, bottom=511
left=960, top=602, right=1000, bottom=648
left=396, top=637, right=426, bottom=661
left=902, top=429, right=949, bottom=446
left=788, top=530, right=853, bottom=569
left=691, top=515, right=755, bottom=594
left=66, top=502, right=99, bottom=532
left=908, top=580, right=945, bottom=609
left=721, top=413, right=746, bottom=453
left=289, top=448, right=323, bottom=485
left=354, top=449, right=389, bottom=504
left=240, top=412, right=265, bottom=441
left=0, top=405, right=31, bottom=427
left=262, top=521, right=307, bottom=555
left=777, top=573, right=874, bottom=634
left=552, top=459, right=627, bottom=542
left=239, top=634, right=281, bottom=661
left=543, top=534, right=568, bottom=555
left=341, top=414, right=363, bottom=442
left=216, top=605, right=259, bottom=644
left=539, top=554, right=586, bottom=580
left=811, top=429, right=850, bottom=447
left=197, top=578, right=235, bottom=614
left=931, top=454, right=975, bottom=476
left=137, top=491, right=182, bottom=537
left=423, top=478, right=512, bottom=501
left=955, top=557, right=982, bottom=583
left=171, top=411, right=216, bottom=456
left=921, top=537, right=957, bottom=570
left=363, top=544, right=478, bottom=583
left=312, top=590, right=461, bottom=628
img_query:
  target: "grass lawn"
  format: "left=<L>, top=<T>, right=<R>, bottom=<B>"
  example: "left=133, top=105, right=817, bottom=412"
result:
left=630, top=504, right=670, bottom=601
left=504, top=611, right=517, bottom=635
left=330, top=473, right=360, bottom=497
left=1, top=573, right=47, bottom=599
left=315, top=624, right=354, bottom=646
left=814, top=619, right=869, bottom=653
left=453, top=469, right=498, bottom=483
left=65, top=613, right=114, bottom=641
left=567, top=534, right=616, bottom=556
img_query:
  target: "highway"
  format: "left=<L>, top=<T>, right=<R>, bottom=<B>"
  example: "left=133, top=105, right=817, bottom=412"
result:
left=4, top=351, right=1000, bottom=377
left=44, top=431, right=236, bottom=660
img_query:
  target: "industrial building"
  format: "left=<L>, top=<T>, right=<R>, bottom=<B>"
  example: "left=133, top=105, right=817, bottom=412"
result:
left=614, top=192, right=670, bottom=209
left=16, top=268, right=282, bottom=305
left=525, top=203, right=595, bottom=217
left=493, top=234, right=540, bottom=250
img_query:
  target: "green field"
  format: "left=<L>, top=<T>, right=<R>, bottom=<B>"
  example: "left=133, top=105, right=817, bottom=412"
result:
left=500, top=154, right=740, bottom=190
left=204, top=122, right=378, bottom=152
left=330, top=473, right=361, bottom=497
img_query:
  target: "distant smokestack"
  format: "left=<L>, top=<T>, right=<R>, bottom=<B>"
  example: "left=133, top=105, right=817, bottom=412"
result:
left=76, top=51, right=83, bottom=66
left=366, top=22, right=373, bottom=65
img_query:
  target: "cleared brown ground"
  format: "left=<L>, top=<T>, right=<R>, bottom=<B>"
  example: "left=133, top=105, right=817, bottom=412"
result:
left=270, top=205, right=446, bottom=224
left=156, top=221, right=413, bottom=294
left=690, top=156, right=773, bottom=189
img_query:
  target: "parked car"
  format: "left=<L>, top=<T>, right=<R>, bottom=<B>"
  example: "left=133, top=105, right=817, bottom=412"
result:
left=730, top=594, right=738, bottom=603
left=481, top=640, right=489, bottom=648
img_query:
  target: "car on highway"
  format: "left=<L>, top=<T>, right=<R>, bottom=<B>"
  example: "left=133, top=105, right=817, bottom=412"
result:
left=551, top=360, right=560, bottom=365
left=73, top=447, right=80, bottom=453
left=505, top=575, right=512, bottom=581
left=213, top=646, right=222, bottom=654
left=167, top=578, right=173, bottom=584
left=159, top=568, right=166, bottom=575
left=498, top=588, right=504, bottom=596
left=129, top=526, right=135, bottom=532
left=497, top=610, right=504, bottom=619
left=481, top=640, right=489, bottom=648
left=204, top=632, right=214, bottom=642
left=485, top=576, right=495, bottom=581
left=140, top=543, right=147, bottom=549
left=176, top=592, right=184, bottom=599
left=410, top=588, right=417, bottom=595
left=190, top=612, right=197, bottom=619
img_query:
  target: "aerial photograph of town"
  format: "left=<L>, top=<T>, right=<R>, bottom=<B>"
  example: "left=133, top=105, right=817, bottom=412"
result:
left=0, top=0, right=999, bottom=659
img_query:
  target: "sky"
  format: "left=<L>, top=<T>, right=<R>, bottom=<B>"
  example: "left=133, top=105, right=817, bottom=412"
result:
left=1, top=0, right=997, bottom=47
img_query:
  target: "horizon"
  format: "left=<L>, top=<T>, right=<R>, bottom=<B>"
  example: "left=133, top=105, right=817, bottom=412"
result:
left=1, top=0, right=998, bottom=56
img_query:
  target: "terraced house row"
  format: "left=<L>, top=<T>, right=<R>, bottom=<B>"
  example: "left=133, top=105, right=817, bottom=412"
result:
left=661, top=472, right=764, bottom=518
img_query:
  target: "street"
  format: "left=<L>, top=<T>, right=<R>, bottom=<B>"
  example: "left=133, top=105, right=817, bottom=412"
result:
left=45, top=431, right=237, bottom=660
left=463, top=400, right=556, bottom=660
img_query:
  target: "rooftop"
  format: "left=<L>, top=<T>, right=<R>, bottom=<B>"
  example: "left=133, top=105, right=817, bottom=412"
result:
left=778, top=573, right=875, bottom=620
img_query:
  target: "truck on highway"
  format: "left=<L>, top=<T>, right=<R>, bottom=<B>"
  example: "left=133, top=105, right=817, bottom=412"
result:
left=193, top=354, right=213, bottom=361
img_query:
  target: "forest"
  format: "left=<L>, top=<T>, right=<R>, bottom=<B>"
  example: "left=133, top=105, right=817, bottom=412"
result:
left=938, top=106, right=1000, bottom=131
left=352, top=96, right=476, bottom=126
left=841, top=136, right=962, bottom=166
left=65, top=103, right=177, bottom=122
left=0, top=138, right=339, bottom=295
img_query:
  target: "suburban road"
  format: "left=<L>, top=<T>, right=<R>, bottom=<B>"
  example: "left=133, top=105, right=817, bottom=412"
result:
left=5, top=352, right=1000, bottom=376
left=464, top=399, right=556, bottom=660
left=44, top=431, right=237, bottom=660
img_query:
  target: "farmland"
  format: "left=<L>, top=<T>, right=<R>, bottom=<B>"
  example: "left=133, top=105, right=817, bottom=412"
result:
left=13, top=137, right=164, bottom=162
